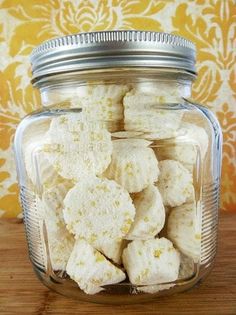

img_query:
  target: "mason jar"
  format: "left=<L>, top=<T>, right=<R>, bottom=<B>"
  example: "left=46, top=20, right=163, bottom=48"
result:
left=14, top=31, right=222, bottom=304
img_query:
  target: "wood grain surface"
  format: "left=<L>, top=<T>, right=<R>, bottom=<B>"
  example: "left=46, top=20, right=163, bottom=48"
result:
left=0, top=212, right=236, bottom=315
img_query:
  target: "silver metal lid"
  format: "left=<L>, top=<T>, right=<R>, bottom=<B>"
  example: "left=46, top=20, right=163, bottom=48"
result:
left=30, top=30, right=196, bottom=82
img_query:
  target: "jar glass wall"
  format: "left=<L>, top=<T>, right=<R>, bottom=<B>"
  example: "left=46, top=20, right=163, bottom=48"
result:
left=14, top=68, right=222, bottom=303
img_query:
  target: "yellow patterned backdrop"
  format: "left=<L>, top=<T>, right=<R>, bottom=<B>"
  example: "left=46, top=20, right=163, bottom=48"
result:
left=0, top=0, right=235, bottom=217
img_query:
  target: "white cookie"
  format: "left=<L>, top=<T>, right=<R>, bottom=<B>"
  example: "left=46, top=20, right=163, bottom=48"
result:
left=132, top=81, right=190, bottom=98
left=44, top=113, right=112, bottom=181
left=124, top=89, right=183, bottom=139
left=38, top=188, right=75, bottom=271
left=157, top=123, right=208, bottom=170
left=96, top=239, right=128, bottom=265
left=66, top=239, right=126, bottom=294
left=75, top=84, right=130, bottom=122
left=23, top=119, right=62, bottom=189
left=104, top=139, right=159, bottom=193
left=42, top=181, right=73, bottom=233
left=126, top=185, right=165, bottom=240
left=45, top=227, right=75, bottom=272
left=63, top=177, right=135, bottom=246
left=157, top=160, right=193, bottom=207
left=167, top=203, right=201, bottom=262
left=122, top=238, right=180, bottom=285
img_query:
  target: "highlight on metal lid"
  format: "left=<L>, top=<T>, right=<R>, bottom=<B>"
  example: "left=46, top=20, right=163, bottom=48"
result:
left=30, top=30, right=196, bottom=82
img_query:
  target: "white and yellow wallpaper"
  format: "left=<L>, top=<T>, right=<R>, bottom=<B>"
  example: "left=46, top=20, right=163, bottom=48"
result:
left=0, top=0, right=235, bottom=217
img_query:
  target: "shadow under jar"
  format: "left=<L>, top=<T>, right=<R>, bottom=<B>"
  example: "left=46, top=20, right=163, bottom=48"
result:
left=14, top=31, right=222, bottom=304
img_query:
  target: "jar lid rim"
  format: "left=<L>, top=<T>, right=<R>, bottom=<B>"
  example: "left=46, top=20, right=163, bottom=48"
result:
left=30, top=30, right=196, bottom=82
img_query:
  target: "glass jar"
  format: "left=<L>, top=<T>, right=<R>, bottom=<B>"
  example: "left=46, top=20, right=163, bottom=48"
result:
left=14, top=31, right=222, bottom=304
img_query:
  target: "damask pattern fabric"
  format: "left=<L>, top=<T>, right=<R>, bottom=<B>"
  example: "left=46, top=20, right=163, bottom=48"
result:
left=0, top=0, right=235, bottom=217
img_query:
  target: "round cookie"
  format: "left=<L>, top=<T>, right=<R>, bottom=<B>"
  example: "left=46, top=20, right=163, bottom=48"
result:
left=63, top=176, right=136, bottom=247
left=76, top=84, right=130, bottom=122
left=44, top=113, right=112, bottom=181
left=124, top=89, right=183, bottom=139
left=104, top=139, right=159, bottom=193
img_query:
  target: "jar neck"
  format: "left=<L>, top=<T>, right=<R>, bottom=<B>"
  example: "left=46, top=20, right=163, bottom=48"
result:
left=37, top=69, right=194, bottom=107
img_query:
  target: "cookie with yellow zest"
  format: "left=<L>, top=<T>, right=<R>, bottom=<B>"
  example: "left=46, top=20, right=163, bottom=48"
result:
left=23, top=119, right=62, bottom=189
left=124, top=89, right=183, bottom=139
left=96, top=239, right=128, bottom=265
left=122, top=238, right=180, bottom=285
left=157, top=122, right=209, bottom=171
left=38, top=188, right=75, bottom=271
left=44, top=113, right=112, bottom=181
left=76, top=84, right=130, bottom=122
left=157, top=160, right=193, bottom=207
left=66, top=239, right=126, bottom=294
left=126, top=184, right=165, bottom=240
left=63, top=177, right=136, bottom=247
left=42, top=181, right=73, bottom=233
left=167, top=203, right=201, bottom=262
left=104, top=139, right=159, bottom=193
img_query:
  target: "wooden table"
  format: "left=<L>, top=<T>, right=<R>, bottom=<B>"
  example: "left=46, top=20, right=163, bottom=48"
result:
left=0, top=212, right=236, bottom=315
